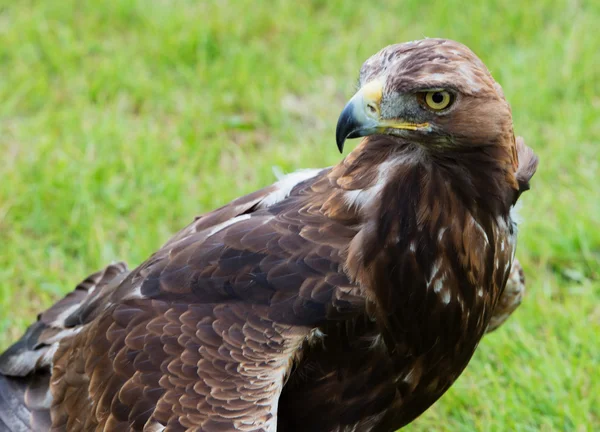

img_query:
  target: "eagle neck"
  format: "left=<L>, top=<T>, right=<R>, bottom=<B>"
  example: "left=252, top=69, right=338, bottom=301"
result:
left=341, top=135, right=514, bottom=343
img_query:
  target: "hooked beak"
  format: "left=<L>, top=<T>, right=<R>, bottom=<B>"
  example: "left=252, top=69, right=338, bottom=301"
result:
left=335, top=80, right=429, bottom=153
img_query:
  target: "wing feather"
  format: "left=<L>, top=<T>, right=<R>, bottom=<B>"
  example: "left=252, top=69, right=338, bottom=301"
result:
left=21, top=168, right=362, bottom=431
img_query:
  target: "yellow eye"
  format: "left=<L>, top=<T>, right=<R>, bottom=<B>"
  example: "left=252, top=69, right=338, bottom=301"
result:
left=423, top=90, right=453, bottom=111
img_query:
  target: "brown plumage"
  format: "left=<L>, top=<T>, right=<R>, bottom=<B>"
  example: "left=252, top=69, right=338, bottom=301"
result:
left=0, top=38, right=538, bottom=431
left=486, top=258, right=526, bottom=333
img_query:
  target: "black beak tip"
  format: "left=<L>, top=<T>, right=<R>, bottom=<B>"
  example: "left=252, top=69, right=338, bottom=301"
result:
left=335, top=104, right=356, bottom=154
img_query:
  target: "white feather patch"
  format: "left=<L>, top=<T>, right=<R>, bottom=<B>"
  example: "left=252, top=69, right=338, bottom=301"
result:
left=143, top=420, right=166, bottom=432
left=260, top=168, right=322, bottom=207
left=510, top=201, right=523, bottom=226
left=343, top=158, right=404, bottom=211
left=42, top=327, right=83, bottom=345
left=48, top=304, right=85, bottom=329
left=433, top=278, right=444, bottom=294
left=440, top=289, right=451, bottom=304
left=205, top=214, right=252, bottom=237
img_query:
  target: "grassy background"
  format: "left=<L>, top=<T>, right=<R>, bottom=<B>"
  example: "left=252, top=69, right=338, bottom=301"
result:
left=0, top=0, right=598, bottom=430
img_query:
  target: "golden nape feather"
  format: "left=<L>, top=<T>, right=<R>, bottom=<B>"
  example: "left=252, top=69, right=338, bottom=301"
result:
left=0, top=39, right=537, bottom=432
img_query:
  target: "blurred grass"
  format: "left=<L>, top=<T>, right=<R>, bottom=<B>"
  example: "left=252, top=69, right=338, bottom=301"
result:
left=0, top=0, right=598, bottom=430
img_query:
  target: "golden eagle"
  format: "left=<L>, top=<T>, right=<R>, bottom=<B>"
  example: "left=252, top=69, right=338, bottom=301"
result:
left=0, top=38, right=537, bottom=431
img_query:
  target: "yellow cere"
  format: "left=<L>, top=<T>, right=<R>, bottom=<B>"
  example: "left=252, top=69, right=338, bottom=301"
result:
left=361, top=79, right=384, bottom=105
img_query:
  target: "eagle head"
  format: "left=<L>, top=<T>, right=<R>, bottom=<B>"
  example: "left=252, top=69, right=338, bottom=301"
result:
left=336, top=38, right=514, bottom=154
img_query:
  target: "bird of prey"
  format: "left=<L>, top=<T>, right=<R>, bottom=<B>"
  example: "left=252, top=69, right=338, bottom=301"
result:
left=0, top=38, right=538, bottom=432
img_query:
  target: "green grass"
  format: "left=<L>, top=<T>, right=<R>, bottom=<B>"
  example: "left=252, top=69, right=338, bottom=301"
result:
left=0, top=0, right=598, bottom=430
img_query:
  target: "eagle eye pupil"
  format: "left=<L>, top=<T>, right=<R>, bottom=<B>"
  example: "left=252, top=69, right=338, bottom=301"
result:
left=421, top=90, right=452, bottom=111
left=432, top=92, right=444, bottom=104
